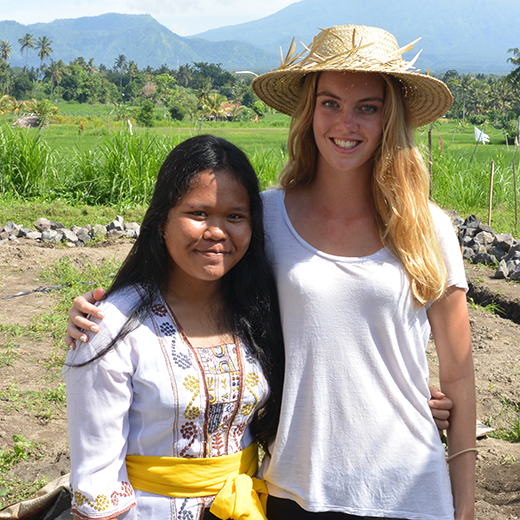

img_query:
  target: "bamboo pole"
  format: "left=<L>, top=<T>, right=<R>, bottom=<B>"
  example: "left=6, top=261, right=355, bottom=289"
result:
left=513, top=159, right=518, bottom=232
left=488, top=160, right=495, bottom=227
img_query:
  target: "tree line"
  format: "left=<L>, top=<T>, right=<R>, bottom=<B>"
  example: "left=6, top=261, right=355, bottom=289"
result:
left=0, top=32, right=519, bottom=132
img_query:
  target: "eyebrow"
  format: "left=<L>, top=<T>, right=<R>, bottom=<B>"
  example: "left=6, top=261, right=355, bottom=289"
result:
left=183, top=202, right=250, bottom=212
left=316, top=90, right=384, bottom=103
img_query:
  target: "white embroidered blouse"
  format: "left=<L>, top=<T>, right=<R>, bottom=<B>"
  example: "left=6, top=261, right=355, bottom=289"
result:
left=63, top=284, right=269, bottom=520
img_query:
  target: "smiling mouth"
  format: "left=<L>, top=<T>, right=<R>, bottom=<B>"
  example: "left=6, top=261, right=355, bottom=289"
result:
left=333, top=138, right=359, bottom=150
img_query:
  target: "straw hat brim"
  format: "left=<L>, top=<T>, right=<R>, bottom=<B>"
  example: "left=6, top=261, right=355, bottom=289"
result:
left=252, top=68, right=453, bottom=128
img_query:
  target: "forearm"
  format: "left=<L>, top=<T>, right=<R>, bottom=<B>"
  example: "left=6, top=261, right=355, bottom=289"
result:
left=441, top=370, right=476, bottom=520
left=429, top=286, right=475, bottom=520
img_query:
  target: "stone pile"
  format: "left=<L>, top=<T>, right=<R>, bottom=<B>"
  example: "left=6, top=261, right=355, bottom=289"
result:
left=3, top=212, right=520, bottom=281
left=0, top=216, right=140, bottom=247
left=455, top=213, right=520, bottom=280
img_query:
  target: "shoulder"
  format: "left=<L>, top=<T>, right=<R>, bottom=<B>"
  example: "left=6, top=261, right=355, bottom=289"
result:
left=95, top=285, right=141, bottom=327
left=261, top=186, right=282, bottom=203
left=429, top=203, right=460, bottom=239
left=65, top=285, right=145, bottom=366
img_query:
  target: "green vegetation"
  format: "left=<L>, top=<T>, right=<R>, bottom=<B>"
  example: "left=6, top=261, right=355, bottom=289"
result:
left=0, top=435, right=45, bottom=508
left=1, top=117, right=519, bottom=233
left=486, top=398, right=520, bottom=443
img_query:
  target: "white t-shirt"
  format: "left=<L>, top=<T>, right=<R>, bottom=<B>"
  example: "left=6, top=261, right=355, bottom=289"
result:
left=260, top=188, right=467, bottom=520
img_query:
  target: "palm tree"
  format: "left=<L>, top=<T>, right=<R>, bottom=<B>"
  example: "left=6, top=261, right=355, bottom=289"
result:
left=18, top=33, right=35, bottom=71
left=36, top=36, right=53, bottom=74
left=48, top=59, right=67, bottom=99
left=176, top=64, right=194, bottom=88
left=451, top=73, right=474, bottom=122
left=0, top=40, right=12, bottom=94
left=127, top=61, right=138, bottom=83
left=0, top=40, right=12, bottom=62
left=197, top=78, right=212, bottom=131
left=86, top=58, right=99, bottom=76
left=507, top=48, right=520, bottom=85
left=486, top=76, right=514, bottom=117
left=114, top=54, right=127, bottom=90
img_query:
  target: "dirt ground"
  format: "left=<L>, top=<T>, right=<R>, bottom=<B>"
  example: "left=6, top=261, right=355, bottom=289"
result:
left=0, top=239, right=519, bottom=518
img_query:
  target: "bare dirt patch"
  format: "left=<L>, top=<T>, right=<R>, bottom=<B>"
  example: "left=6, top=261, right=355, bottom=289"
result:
left=0, top=239, right=519, bottom=518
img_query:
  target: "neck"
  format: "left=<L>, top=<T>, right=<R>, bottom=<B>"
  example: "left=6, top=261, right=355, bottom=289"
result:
left=308, top=158, right=375, bottom=218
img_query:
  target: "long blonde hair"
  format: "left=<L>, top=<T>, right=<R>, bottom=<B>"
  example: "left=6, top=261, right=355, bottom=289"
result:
left=280, top=72, right=447, bottom=305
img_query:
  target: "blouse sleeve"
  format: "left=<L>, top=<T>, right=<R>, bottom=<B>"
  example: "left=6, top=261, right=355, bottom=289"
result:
left=63, top=295, right=137, bottom=519
left=430, top=204, right=468, bottom=292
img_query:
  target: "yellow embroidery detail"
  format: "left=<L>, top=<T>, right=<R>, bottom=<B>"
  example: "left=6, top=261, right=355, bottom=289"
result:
left=184, top=375, right=201, bottom=419
left=73, top=491, right=109, bottom=511
left=241, top=372, right=259, bottom=416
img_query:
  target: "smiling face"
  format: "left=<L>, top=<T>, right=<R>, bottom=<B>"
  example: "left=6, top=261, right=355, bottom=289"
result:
left=312, top=71, right=385, bottom=179
left=163, top=169, right=252, bottom=291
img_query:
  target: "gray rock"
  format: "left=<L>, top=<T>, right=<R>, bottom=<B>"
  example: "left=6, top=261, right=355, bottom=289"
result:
left=495, top=260, right=509, bottom=279
left=25, top=231, right=42, bottom=240
left=76, top=229, right=91, bottom=243
left=108, top=229, right=126, bottom=239
left=61, top=229, right=79, bottom=244
left=489, top=246, right=506, bottom=261
left=41, top=229, right=63, bottom=243
left=473, top=252, right=496, bottom=265
left=19, top=227, right=33, bottom=237
left=510, top=264, right=520, bottom=280
left=4, top=222, right=21, bottom=235
left=35, top=217, right=51, bottom=232
left=92, top=224, right=107, bottom=238
left=463, top=247, right=475, bottom=261
left=107, top=219, right=124, bottom=232
left=477, top=223, right=495, bottom=234
left=50, top=220, right=66, bottom=230
left=474, top=231, right=495, bottom=247
left=495, top=233, right=514, bottom=252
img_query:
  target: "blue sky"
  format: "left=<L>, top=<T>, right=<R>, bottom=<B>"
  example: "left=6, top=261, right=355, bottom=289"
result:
left=0, top=0, right=296, bottom=36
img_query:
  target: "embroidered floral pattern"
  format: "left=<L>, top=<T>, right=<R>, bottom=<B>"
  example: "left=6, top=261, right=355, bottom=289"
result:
left=110, top=481, right=133, bottom=506
left=180, top=421, right=198, bottom=457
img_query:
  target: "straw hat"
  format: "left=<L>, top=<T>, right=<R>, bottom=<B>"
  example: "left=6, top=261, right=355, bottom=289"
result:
left=251, top=25, right=453, bottom=128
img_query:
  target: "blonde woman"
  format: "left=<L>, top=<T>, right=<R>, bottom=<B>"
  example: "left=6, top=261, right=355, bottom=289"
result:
left=66, top=25, right=473, bottom=520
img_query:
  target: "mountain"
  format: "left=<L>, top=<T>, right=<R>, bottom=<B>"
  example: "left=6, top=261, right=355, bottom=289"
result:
left=194, top=0, right=520, bottom=74
left=0, top=13, right=277, bottom=71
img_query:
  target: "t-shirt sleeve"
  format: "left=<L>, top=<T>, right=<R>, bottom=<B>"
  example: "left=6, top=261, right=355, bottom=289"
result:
left=431, top=204, right=468, bottom=292
left=63, top=293, right=137, bottom=519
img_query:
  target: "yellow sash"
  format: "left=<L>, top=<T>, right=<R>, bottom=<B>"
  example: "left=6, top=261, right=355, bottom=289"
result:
left=125, top=442, right=268, bottom=520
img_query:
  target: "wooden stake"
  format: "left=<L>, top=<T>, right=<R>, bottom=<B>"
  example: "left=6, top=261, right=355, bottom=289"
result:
left=514, top=159, right=518, bottom=231
left=488, top=160, right=495, bottom=227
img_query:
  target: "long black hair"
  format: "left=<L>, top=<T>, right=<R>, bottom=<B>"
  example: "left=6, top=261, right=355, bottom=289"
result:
left=71, top=135, right=284, bottom=448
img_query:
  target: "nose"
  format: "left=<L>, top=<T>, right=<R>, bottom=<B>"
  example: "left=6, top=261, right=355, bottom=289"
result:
left=203, top=219, right=228, bottom=240
left=340, top=108, right=359, bottom=130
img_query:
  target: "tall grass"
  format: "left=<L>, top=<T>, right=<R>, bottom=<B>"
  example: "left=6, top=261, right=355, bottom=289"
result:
left=0, top=126, right=60, bottom=197
left=1, top=120, right=519, bottom=230
left=69, top=131, right=181, bottom=207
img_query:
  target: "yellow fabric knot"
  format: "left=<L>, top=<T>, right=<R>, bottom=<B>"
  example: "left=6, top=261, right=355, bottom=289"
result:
left=126, top=442, right=267, bottom=519
left=210, top=472, right=268, bottom=520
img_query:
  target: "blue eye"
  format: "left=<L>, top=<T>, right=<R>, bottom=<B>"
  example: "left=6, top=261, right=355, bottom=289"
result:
left=322, top=99, right=339, bottom=108
left=361, top=105, right=378, bottom=114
